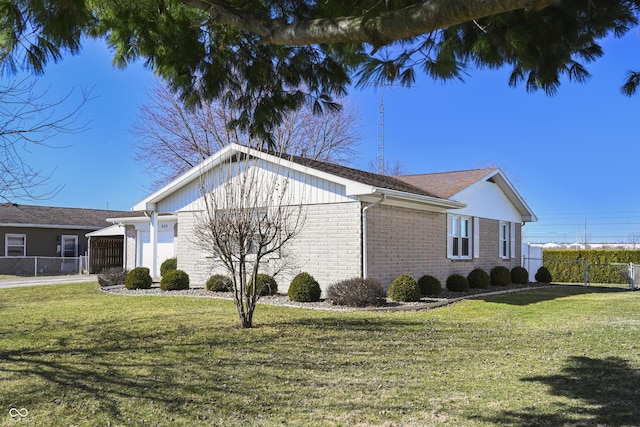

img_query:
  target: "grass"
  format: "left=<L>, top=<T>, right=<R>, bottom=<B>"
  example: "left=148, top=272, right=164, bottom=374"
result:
left=1, top=282, right=640, bottom=426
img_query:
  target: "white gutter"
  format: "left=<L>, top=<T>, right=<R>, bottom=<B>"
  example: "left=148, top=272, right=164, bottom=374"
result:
left=362, top=194, right=386, bottom=279
left=366, top=187, right=465, bottom=210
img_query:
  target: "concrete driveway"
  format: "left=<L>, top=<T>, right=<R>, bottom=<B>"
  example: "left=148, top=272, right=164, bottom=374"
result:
left=0, top=275, right=98, bottom=289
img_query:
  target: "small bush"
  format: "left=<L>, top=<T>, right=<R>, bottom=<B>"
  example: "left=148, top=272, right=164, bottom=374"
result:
left=418, top=275, right=442, bottom=296
left=326, top=278, right=386, bottom=307
left=160, top=269, right=190, bottom=291
left=490, top=266, right=511, bottom=286
left=535, top=266, right=553, bottom=283
left=125, top=267, right=152, bottom=290
left=511, top=266, right=529, bottom=285
left=387, top=274, right=421, bottom=302
left=446, top=274, right=469, bottom=292
left=206, top=274, right=232, bottom=292
left=160, top=258, right=177, bottom=276
left=288, top=272, right=322, bottom=302
left=248, top=274, right=278, bottom=296
left=98, top=267, right=128, bottom=287
left=467, top=268, right=490, bottom=289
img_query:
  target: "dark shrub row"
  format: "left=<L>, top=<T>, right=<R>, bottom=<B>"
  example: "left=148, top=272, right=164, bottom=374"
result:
left=203, top=273, right=280, bottom=296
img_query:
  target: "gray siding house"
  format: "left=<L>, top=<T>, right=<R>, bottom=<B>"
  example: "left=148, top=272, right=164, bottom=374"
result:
left=111, top=144, right=537, bottom=293
left=0, top=203, right=128, bottom=274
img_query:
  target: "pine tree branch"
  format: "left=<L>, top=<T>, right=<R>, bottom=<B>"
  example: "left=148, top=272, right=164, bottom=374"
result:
left=184, top=0, right=555, bottom=47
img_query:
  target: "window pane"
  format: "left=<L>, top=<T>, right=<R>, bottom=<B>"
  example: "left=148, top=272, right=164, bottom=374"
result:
left=7, top=247, right=23, bottom=256
left=452, top=217, right=459, bottom=237
left=453, top=237, right=459, bottom=256
left=462, top=237, right=470, bottom=256
left=461, top=219, right=469, bottom=238
left=7, top=235, right=24, bottom=246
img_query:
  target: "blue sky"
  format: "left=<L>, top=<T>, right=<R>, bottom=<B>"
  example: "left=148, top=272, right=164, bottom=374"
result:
left=10, top=31, right=640, bottom=244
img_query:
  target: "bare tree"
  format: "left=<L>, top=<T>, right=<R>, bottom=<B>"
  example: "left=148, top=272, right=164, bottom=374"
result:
left=195, top=148, right=305, bottom=328
left=367, top=159, right=408, bottom=177
left=132, top=81, right=361, bottom=189
left=0, top=77, right=91, bottom=202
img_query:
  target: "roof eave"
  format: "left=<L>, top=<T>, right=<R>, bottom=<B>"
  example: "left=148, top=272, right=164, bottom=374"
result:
left=107, top=214, right=178, bottom=224
left=131, top=144, right=240, bottom=211
left=369, top=188, right=466, bottom=210
left=453, top=169, right=537, bottom=223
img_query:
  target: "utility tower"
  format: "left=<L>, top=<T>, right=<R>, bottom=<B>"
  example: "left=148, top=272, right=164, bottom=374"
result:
left=377, top=86, right=385, bottom=175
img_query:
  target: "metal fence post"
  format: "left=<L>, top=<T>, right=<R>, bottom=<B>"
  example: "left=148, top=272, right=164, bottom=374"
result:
left=34, top=257, right=38, bottom=277
left=583, top=260, right=590, bottom=287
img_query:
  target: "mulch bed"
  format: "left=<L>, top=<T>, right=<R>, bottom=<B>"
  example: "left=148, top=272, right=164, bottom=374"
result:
left=102, top=282, right=557, bottom=312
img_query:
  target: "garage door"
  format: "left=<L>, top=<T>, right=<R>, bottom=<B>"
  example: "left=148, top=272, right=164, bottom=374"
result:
left=139, top=230, right=175, bottom=274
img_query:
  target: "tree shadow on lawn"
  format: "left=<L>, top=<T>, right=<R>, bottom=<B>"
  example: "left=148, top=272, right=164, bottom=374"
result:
left=0, top=319, right=247, bottom=423
left=1, top=315, right=431, bottom=424
left=476, top=285, right=629, bottom=306
left=475, top=356, right=640, bottom=426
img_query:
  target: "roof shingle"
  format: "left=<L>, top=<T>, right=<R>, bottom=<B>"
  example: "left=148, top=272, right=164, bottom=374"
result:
left=283, top=154, right=442, bottom=198
left=0, top=203, right=129, bottom=228
left=396, top=168, right=497, bottom=199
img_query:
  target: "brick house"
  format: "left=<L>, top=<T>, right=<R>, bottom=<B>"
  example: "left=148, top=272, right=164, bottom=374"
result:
left=110, top=144, right=536, bottom=293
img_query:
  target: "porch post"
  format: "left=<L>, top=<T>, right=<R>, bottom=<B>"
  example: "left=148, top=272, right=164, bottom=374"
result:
left=149, top=211, right=159, bottom=278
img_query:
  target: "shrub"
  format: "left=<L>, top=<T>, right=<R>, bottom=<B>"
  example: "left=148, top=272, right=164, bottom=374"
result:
left=511, top=266, right=529, bottom=285
left=160, top=269, right=190, bottom=291
left=535, top=266, right=553, bottom=283
left=288, top=272, right=322, bottom=302
left=160, top=258, right=177, bottom=276
left=467, top=268, right=490, bottom=289
left=97, top=267, right=128, bottom=287
left=125, top=267, right=152, bottom=290
left=490, top=266, right=511, bottom=286
left=248, top=274, right=278, bottom=296
left=417, top=275, right=442, bottom=296
left=446, top=274, right=469, bottom=292
left=387, top=274, right=421, bottom=302
left=206, top=274, right=233, bottom=292
left=326, top=277, right=386, bottom=307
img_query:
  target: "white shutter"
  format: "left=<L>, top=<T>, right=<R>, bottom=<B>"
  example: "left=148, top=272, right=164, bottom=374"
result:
left=473, top=217, right=480, bottom=258
left=446, top=214, right=453, bottom=259
left=510, top=222, right=517, bottom=259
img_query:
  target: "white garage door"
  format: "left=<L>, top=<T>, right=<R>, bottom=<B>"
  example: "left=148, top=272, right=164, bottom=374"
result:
left=139, top=230, right=175, bottom=274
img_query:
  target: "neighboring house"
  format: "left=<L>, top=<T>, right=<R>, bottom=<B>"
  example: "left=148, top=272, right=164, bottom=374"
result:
left=110, top=144, right=537, bottom=293
left=0, top=203, right=128, bottom=274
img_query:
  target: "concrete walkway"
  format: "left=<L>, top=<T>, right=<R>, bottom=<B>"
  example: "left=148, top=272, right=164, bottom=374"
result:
left=0, top=275, right=98, bottom=289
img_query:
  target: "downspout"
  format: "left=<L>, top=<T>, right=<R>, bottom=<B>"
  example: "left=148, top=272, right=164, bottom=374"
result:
left=362, top=194, right=386, bottom=279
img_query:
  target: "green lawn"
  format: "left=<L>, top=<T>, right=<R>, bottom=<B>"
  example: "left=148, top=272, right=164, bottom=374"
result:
left=1, top=283, right=640, bottom=426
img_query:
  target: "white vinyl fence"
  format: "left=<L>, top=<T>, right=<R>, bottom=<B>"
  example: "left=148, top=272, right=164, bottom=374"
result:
left=0, top=256, right=88, bottom=277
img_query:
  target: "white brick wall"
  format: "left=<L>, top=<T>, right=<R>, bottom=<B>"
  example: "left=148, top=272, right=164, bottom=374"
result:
left=174, top=202, right=363, bottom=295
left=124, top=225, right=137, bottom=271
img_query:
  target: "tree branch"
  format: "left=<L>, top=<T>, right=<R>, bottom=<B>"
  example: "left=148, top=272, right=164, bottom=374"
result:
left=185, top=0, right=556, bottom=47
